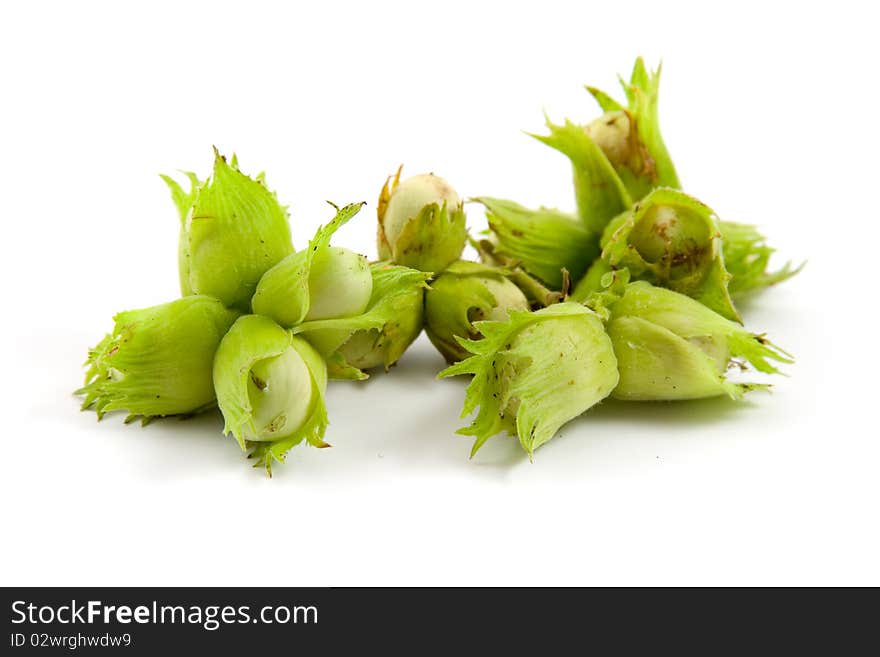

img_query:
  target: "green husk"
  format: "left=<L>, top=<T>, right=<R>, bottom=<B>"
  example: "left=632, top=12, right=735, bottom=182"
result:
left=440, top=302, right=619, bottom=457
left=251, top=202, right=367, bottom=327
left=160, top=170, right=203, bottom=296
left=167, top=149, right=294, bottom=312
left=424, top=260, right=530, bottom=364
left=292, top=262, right=431, bottom=379
left=531, top=118, right=632, bottom=235
left=213, top=315, right=329, bottom=476
left=532, top=58, right=679, bottom=235
left=572, top=188, right=740, bottom=322
left=377, top=168, right=467, bottom=273
left=590, top=281, right=791, bottom=400
left=474, top=197, right=599, bottom=289
left=719, top=221, right=805, bottom=297
left=77, top=296, right=239, bottom=422
left=586, top=57, right=680, bottom=199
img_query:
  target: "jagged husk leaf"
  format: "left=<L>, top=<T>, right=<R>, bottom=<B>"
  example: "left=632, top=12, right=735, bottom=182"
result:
left=161, top=171, right=203, bottom=296
left=251, top=202, right=366, bottom=327
left=212, top=315, right=329, bottom=476
left=475, top=197, right=599, bottom=289
left=584, top=86, right=623, bottom=113
left=76, top=296, right=239, bottom=421
left=532, top=57, right=680, bottom=232
left=393, top=200, right=467, bottom=273
left=719, top=220, right=804, bottom=297
left=440, top=303, right=619, bottom=458
left=160, top=170, right=202, bottom=223
left=531, top=118, right=632, bottom=235
left=179, top=149, right=294, bottom=312
left=424, top=260, right=530, bottom=364
left=376, top=166, right=401, bottom=262
left=614, top=57, right=680, bottom=197
left=597, top=281, right=791, bottom=400
left=292, top=262, right=431, bottom=379
left=580, top=58, right=680, bottom=201
left=590, top=187, right=740, bottom=321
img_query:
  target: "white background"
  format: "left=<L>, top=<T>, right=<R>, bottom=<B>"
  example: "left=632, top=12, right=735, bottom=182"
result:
left=1, top=1, right=877, bottom=586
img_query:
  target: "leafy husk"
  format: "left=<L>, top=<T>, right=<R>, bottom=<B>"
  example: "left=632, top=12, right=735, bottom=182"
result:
left=213, top=315, right=329, bottom=476
left=251, top=201, right=366, bottom=326
left=475, top=197, right=599, bottom=289
left=77, top=296, right=239, bottom=422
left=440, top=302, right=619, bottom=457
left=173, top=149, right=294, bottom=312
left=292, top=262, right=431, bottom=379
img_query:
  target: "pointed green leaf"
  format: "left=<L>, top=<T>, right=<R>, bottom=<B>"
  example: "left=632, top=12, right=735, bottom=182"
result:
left=719, top=220, right=805, bottom=297
left=160, top=170, right=201, bottom=224
left=622, top=58, right=680, bottom=191
left=585, top=85, right=624, bottom=113
left=162, top=170, right=203, bottom=296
